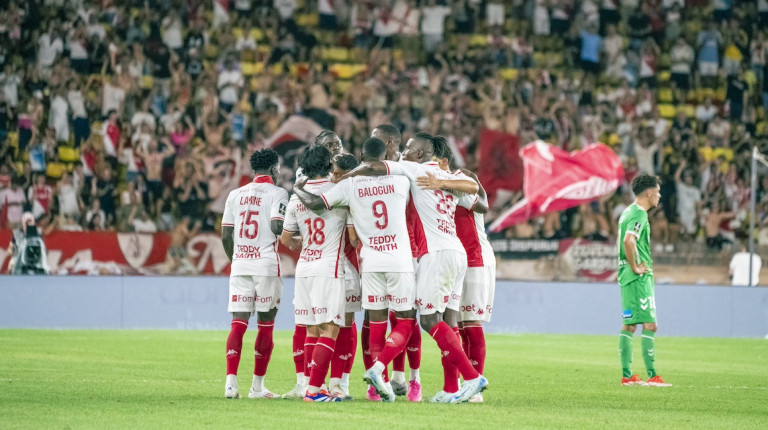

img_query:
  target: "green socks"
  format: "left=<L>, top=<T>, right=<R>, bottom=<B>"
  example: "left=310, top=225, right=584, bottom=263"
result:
left=619, top=330, right=634, bottom=378
left=641, top=329, right=657, bottom=378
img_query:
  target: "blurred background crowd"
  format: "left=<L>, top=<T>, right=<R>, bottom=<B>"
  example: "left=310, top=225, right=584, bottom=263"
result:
left=0, top=0, right=767, bottom=256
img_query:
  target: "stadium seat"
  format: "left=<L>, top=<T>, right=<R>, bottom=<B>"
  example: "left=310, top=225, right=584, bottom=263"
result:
left=658, top=71, right=670, bottom=83
left=756, top=121, right=768, bottom=137
left=335, top=80, right=352, bottom=95
left=329, top=63, right=367, bottom=79
left=658, top=88, right=674, bottom=103
left=141, top=75, right=154, bottom=89
left=469, top=34, right=488, bottom=47
left=658, top=104, right=676, bottom=118
left=46, top=163, right=66, bottom=179
left=241, top=62, right=256, bottom=76
left=500, top=68, right=519, bottom=81
left=7, top=131, right=18, bottom=149
left=321, top=47, right=349, bottom=63
left=58, top=147, right=80, bottom=163
left=680, top=105, right=696, bottom=117
left=296, top=14, right=318, bottom=27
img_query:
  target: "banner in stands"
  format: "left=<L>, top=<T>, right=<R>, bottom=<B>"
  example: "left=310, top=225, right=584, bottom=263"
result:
left=477, top=129, right=524, bottom=206
left=558, top=238, right=618, bottom=281
left=0, top=231, right=299, bottom=276
left=489, top=141, right=624, bottom=232
left=489, top=238, right=560, bottom=260
left=264, top=115, right=324, bottom=182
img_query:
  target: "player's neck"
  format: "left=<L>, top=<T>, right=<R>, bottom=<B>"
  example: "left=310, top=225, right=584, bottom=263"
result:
left=634, top=198, right=651, bottom=212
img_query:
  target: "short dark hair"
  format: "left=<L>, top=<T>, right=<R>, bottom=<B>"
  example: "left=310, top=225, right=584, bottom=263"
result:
left=631, top=174, right=661, bottom=195
left=362, top=137, right=387, bottom=159
left=412, top=132, right=435, bottom=156
left=431, top=135, right=452, bottom=163
left=334, top=153, right=360, bottom=171
left=373, top=124, right=401, bottom=144
left=249, top=148, right=279, bottom=173
left=298, top=145, right=332, bottom=179
left=314, top=130, right=338, bottom=146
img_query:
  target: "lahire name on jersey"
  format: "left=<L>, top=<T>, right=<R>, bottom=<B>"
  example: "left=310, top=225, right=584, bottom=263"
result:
left=369, top=234, right=398, bottom=252
left=437, top=219, right=456, bottom=235
left=358, top=184, right=396, bottom=197
left=234, top=245, right=261, bottom=259
left=239, top=196, right=263, bottom=205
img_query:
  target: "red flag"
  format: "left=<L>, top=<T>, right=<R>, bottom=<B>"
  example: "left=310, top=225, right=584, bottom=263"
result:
left=489, top=141, right=624, bottom=232
left=477, top=129, right=524, bottom=206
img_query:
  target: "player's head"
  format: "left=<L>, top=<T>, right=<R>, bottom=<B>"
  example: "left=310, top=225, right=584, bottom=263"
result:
left=402, top=132, right=434, bottom=163
left=431, top=135, right=452, bottom=171
left=314, top=130, right=342, bottom=157
left=631, top=174, right=661, bottom=208
left=361, top=137, right=387, bottom=161
left=371, top=124, right=401, bottom=154
left=332, top=153, right=360, bottom=181
left=298, top=145, right=333, bottom=180
left=249, top=148, right=280, bottom=183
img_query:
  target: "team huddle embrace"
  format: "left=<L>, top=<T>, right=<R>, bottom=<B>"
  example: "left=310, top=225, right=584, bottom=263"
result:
left=220, top=125, right=495, bottom=403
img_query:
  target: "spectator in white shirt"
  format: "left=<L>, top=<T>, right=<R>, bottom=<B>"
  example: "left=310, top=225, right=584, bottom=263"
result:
left=670, top=37, right=695, bottom=102
left=486, top=0, right=505, bottom=28
left=274, top=0, right=298, bottom=21
left=729, top=242, right=761, bottom=286
left=162, top=10, right=184, bottom=54
left=48, top=86, right=70, bottom=143
left=217, top=58, right=243, bottom=113
left=695, top=96, right=718, bottom=132
left=37, top=27, right=64, bottom=71
left=421, top=0, right=451, bottom=53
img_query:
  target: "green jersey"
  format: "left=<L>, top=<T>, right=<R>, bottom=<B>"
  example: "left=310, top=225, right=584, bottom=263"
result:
left=617, top=203, right=652, bottom=285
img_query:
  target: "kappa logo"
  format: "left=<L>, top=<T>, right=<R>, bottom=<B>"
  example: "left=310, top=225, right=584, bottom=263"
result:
left=386, top=338, right=396, bottom=344
left=254, top=351, right=262, bottom=357
left=339, top=354, right=353, bottom=361
left=425, top=303, right=434, bottom=310
left=292, top=350, right=304, bottom=357
left=470, top=359, right=479, bottom=366
left=414, top=299, right=423, bottom=307
left=307, top=360, right=317, bottom=369
left=477, top=309, right=484, bottom=315
left=441, top=350, right=449, bottom=357
left=226, top=349, right=238, bottom=356
left=363, top=349, right=371, bottom=355
left=407, top=347, right=420, bottom=353
left=334, top=314, right=341, bottom=320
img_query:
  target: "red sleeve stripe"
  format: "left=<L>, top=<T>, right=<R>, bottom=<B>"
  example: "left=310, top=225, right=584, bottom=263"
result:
left=221, top=223, right=234, bottom=227
left=385, top=161, right=391, bottom=175
left=320, top=194, right=331, bottom=210
left=270, top=216, right=284, bottom=220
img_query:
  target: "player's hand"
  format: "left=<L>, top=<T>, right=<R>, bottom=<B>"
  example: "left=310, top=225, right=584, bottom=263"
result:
left=295, top=176, right=308, bottom=188
left=416, top=171, right=443, bottom=190
left=287, top=237, right=302, bottom=252
left=632, top=263, right=649, bottom=275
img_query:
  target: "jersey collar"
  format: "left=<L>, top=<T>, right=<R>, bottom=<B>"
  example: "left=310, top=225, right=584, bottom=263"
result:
left=252, top=175, right=274, bottom=184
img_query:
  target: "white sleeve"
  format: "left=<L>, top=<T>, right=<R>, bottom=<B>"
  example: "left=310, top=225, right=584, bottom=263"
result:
left=270, top=188, right=289, bottom=221
left=457, top=192, right=479, bottom=210
left=221, top=192, right=235, bottom=227
left=321, top=178, right=353, bottom=209
left=383, top=160, right=419, bottom=181
left=282, top=195, right=300, bottom=233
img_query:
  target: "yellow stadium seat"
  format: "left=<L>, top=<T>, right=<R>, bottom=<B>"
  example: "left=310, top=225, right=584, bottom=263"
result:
left=321, top=47, right=349, bottom=62
left=204, top=44, right=219, bottom=60
left=658, top=70, right=670, bottom=83
left=58, top=147, right=80, bottom=163
left=241, top=62, right=256, bottom=76
left=757, top=107, right=766, bottom=120
left=712, top=147, right=734, bottom=161
left=335, top=81, right=352, bottom=95
left=296, top=14, right=318, bottom=27
left=46, top=163, right=66, bottom=179
left=7, top=131, right=18, bottom=148
left=141, top=75, right=154, bottom=89
left=330, top=63, right=367, bottom=79
left=500, top=68, right=519, bottom=81
left=249, top=28, right=265, bottom=41
left=658, top=88, right=674, bottom=103
left=714, top=87, right=726, bottom=102
left=757, top=121, right=768, bottom=136
left=680, top=105, right=696, bottom=117
left=469, top=34, right=488, bottom=47
left=658, top=104, right=676, bottom=118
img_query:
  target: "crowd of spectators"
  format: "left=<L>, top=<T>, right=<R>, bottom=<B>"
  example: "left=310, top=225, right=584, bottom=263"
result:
left=0, top=0, right=767, bottom=254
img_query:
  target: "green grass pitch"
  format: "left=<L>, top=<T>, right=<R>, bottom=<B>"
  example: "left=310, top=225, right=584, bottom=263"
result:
left=1, top=330, right=766, bottom=429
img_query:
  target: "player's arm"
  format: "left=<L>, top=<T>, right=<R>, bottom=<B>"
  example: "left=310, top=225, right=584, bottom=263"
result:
left=460, top=168, right=489, bottom=213
left=270, top=190, right=289, bottom=235
left=221, top=226, right=234, bottom=263
left=347, top=225, right=360, bottom=248
left=293, top=177, right=327, bottom=211
left=415, top=171, right=479, bottom=195
left=339, top=161, right=389, bottom=180
left=280, top=197, right=302, bottom=250
left=280, top=229, right=302, bottom=251
left=623, top=231, right=648, bottom=275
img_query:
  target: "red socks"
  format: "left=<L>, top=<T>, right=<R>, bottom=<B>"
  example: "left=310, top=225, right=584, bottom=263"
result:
left=429, top=321, right=480, bottom=381
left=459, top=327, right=470, bottom=357
left=391, top=312, right=406, bottom=372
left=361, top=320, right=373, bottom=371
left=253, top=321, right=274, bottom=377
left=442, top=351, right=460, bottom=393
left=292, top=325, right=306, bottom=374
left=406, top=321, right=422, bottom=370
left=308, top=337, right=336, bottom=388
left=304, top=336, right=318, bottom=379
left=368, top=320, right=389, bottom=381
left=226, top=319, right=248, bottom=375
left=463, top=325, right=486, bottom=374
left=376, top=318, right=415, bottom=366
left=345, top=322, right=358, bottom=374
left=330, top=325, right=354, bottom=379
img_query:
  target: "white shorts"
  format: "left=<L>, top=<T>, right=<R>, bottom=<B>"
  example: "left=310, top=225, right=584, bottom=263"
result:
left=415, top=250, right=467, bottom=315
left=460, top=265, right=496, bottom=322
left=228, top=276, right=282, bottom=315
left=361, top=272, right=416, bottom=312
left=293, top=276, right=345, bottom=326
left=344, top=262, right=362, bottom=313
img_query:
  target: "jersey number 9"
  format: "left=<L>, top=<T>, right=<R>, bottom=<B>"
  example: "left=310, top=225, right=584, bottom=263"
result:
left=372, top=200, right=388, bottom=229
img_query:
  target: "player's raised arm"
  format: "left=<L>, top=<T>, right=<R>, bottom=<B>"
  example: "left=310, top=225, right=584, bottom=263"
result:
left=293, top=178, right=327, bottom=211
left=415, top=171, right=479, bottom=195
left=460, top=169, right=489, bottom=214
left=340, top=160, right=390, bottom=180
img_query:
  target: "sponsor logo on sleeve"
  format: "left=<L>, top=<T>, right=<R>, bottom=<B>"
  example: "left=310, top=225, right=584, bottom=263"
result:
left=633, top=222, right=641, bottom=233
left=279, top=203, right=286, bottom=216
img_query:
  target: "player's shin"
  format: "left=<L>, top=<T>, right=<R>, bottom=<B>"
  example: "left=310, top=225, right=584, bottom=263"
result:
left=254, top=321, right=274, bottom=378
left=641, top=329, right=657, bottom=378
left=292, top=325, right=307, bottom=383
left=463, top=324, right=486, bottom=374
left=374, top=318, right=415, bottom=369
left=308, top=337, right=336, bottom=393
left=226, top=319, right=248, bottom=375
left=619, top=330, right=634, bottom=378
left=429, top=321, right=480, bottom=381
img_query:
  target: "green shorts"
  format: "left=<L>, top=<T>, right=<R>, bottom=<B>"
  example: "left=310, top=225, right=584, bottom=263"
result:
left=620, top=275, right=657, bottom=325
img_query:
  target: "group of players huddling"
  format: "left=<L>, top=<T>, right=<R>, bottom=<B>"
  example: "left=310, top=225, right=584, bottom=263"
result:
left=220, top=124, right=495, bottom=403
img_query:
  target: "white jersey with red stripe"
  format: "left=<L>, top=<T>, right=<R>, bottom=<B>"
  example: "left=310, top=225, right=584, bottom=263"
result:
left=284, top=179, right=348, bottom=278
left=453, top=170, right=495, bottom=268
left=321, top=175, right=413, bottom=273
left=383, top=160, right=477, bottom=258
left=222, top=175, right=290, bottom=277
